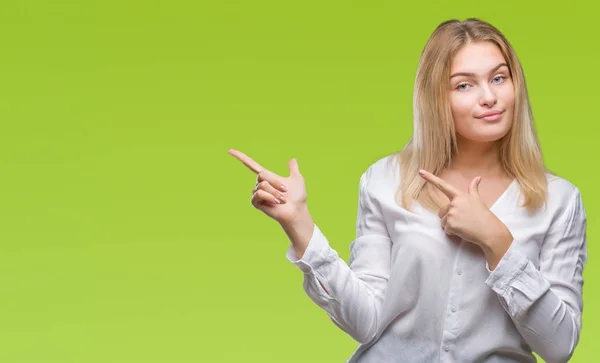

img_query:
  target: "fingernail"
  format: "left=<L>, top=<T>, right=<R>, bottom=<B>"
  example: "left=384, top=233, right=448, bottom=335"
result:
left=280, top=185, right=288, bottom=192
left=279, top=195, right=286, bottom=203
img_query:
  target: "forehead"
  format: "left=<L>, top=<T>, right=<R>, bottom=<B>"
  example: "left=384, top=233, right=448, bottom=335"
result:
left=451, top=41, right=507, bottom=73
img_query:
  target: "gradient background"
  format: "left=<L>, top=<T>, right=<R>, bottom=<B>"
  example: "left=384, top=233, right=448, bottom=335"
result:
left=0, top=0, right=597, bottom=362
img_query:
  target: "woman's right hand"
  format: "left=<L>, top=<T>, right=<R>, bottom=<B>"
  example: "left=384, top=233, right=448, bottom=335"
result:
left=228, top=149, right=309, bottom=226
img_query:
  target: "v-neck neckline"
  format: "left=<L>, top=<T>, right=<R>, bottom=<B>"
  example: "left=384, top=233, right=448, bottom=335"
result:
left=490, top=178, right=517, bottom=212
left=415, top=178, right=518, bottom=218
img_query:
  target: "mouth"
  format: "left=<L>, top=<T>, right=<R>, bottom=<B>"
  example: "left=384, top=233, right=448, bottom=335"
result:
left=476, top=110, right=504, bottom=121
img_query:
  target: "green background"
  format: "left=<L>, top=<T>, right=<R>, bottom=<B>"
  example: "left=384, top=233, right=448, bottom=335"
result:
left=0, top=0, right=597, bottom=362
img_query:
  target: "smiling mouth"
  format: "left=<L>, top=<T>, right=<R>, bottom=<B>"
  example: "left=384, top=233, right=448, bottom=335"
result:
left=477, top=111, right=504, bottom=121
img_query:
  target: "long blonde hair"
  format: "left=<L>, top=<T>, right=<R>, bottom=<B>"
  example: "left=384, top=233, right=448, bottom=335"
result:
left=395, top=18, right=548, bottom=213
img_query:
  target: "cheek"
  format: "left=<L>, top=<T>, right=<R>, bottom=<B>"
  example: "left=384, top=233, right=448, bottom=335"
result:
left=450, top=94, right=475, bottom=120
left=500, top=83, right=515, bottom=108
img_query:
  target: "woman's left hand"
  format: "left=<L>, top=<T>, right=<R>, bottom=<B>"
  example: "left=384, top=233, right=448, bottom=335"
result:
left=418, top=170, right=513, bottom=269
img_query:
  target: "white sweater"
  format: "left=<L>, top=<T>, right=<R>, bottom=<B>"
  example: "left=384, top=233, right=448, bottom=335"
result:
left=287, top=155, right=587, bottom=363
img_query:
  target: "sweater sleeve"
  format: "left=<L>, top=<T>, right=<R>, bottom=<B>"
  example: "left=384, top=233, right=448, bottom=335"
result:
left=286, top=167, right=393, bottom=344
left=485, top=187, right=587, bottom=363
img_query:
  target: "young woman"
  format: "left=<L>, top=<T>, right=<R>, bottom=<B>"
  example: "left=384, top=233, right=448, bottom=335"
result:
left=228, top=18, right=587, bottom=363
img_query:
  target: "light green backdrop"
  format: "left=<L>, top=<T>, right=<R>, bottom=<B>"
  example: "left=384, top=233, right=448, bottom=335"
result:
left=0, top=1, right=597, bottom=362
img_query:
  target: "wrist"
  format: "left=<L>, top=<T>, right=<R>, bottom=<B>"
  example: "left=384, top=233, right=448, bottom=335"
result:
left=481, top=227, right=513, bottom=270
left=280, top=205, right=314, bottom=259
left=280, top=204, right=311, bottom=229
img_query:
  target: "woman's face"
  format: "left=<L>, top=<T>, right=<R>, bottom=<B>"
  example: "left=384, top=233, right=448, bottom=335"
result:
left=448, top=41, right=515, bottom=144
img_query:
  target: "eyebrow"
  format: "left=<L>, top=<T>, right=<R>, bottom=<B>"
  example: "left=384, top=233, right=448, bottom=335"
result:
left=450, top=63, right=509, bottom=79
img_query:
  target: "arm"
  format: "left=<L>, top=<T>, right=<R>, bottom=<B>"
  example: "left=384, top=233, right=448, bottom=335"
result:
left=285, top=167, right=392, bottom=344
left=485, top=188, right=587, bottom=363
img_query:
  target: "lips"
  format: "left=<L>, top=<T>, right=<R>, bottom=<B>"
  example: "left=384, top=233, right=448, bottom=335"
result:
left=476, top=110, right=504, bottom=119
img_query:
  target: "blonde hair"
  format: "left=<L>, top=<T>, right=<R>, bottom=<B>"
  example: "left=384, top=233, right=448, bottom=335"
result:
left=394, top=18, right=548, bottom=213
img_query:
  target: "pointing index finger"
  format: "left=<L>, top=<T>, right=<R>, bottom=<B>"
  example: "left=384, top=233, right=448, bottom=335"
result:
left=228, top=149, right=264, bottom=174
left=228, top=148, right=288, bottom=192
left=419, top=169, right=460, bottom=199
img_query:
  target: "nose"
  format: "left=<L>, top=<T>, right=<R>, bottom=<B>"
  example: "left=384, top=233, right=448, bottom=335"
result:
left=479, top=85, right=498, bottom=108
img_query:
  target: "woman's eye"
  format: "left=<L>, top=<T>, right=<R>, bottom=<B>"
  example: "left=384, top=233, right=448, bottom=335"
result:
left=457, top=83, right=470, bottom=91
left=492, top=76, right=506, bottom=83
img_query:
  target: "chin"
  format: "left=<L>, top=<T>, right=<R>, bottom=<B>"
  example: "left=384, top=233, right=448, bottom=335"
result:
left=459, top=129, right=510, bottom=143
left=472, top=135, right=507, bottom=143
left=471, top=123, right=512, bottom=142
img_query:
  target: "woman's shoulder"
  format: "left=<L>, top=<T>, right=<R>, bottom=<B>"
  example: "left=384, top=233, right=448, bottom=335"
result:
left=361, top=152, right=401, bottom=185
left=546, top=171, right=580, bottom=196
left=544, top=171, right=584, bottom=212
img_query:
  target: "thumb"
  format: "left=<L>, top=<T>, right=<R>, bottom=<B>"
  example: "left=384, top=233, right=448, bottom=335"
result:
left=288, top=158, right=301, bottom=176
left=469, top=176, right=482, bottom=196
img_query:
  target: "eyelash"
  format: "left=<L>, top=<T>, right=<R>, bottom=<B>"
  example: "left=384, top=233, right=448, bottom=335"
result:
left=456, top=75, right=507, bottom=91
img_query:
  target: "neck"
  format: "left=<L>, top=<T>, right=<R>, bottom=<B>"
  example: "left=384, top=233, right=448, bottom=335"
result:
left=448, top=137, right=505, bottom=178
